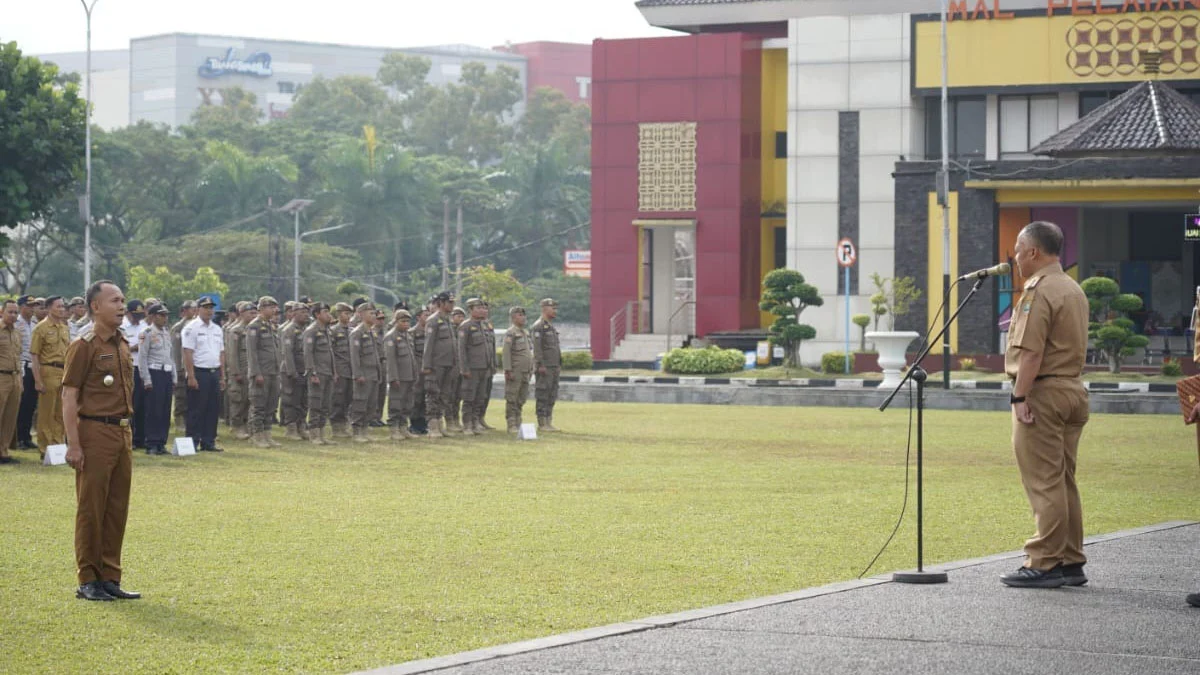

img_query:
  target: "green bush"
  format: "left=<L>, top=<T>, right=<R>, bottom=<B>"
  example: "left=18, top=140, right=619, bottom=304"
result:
left=959, top=357, right=977, bottom=371
left=821, top=352, right=848, bottom=374
left=562, top=350, right=593, bottom=370
left=662, top=347, right=745, bottom=375
left=1162, top=359, right=1183, bottom=377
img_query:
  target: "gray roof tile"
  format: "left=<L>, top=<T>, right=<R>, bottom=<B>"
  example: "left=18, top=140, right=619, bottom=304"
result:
left=1032, top=80, right=1200, bottom=157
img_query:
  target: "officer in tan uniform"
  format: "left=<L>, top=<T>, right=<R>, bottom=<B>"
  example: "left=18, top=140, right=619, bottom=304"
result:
left=502, top=306, right=534, bottom=434
left=303, top=302, right=337, bottom=446
left=478, top=305, right=498, bottom=430
left=349, top=304, right=382, bottom=443
left=31, top=296, right=70, bottom=458
left=384, top=309, right=418, bottom=441
left=373, top=308, right=388, bottom=428
left=328, top=302, right=354, bottom=438
left=457, top=299, right=496, bottom=435
left=230, top=302, right=256, bottom=440
left=247, top=296, right=282, bottom=448
left=422, top=292, right=458, bottom=438
left=532, top=298, right=562, bottom=432
left=408, top=306, right=430, bottom=435
left=448, top=306, right=467, bottom=433
left=171, top=300, right=197, bottom=431
left=1001, top=221, right=1090, bottom=589
left=281, top=303, right=310, bottom=440
left=0, top=301, right=22, bottom=464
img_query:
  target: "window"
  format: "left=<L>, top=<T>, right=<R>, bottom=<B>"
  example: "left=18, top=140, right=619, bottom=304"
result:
left=775, top=131, right=787, bottom=159
left=924, top=97, right=986, bottom=159
left=773, top=227, right=786, bottom=270
left=999, top=95, right=1059, bottom=158
left=277, top=81, right=295, bottom=94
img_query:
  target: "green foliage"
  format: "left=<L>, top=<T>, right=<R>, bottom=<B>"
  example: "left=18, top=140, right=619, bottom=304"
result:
left=820, top=352, right=848, bottom=375
left=125, top=266, right=229, bottom=309
left=852, top=314, right=870, bottom=351
left=525, top=271, right=589, bottom=323
left=1161, top=359, right=1183, bottom=377
left=662, top=347, right=745, bottom=375
left=759, top=269, right=823, bottom=367
left=1081, top=275, right=1149, bottom=374
left=0, top=42, right=87, bottom=242
left=869, top=273, right=922, bottom=331
left=460, top=264, right=530, bottom=311
left=561, top=350, right=593, bottom=370
left=337, top=280, right=364, bottom=296
left=959, top=357, right=977, bottom=371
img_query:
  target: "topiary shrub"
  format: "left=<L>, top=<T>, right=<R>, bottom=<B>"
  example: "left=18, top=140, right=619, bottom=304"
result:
left=1080, top=276, right=1150, bottom=374
left=821, top=351, right=847, bottom=374
left=1162, top=358, right=1183, bottom=377
left=662, top=347, right=745, bottom=375
left=561, top=350, right=593, bottom=370
left=959, top=357, right=977, bottom=371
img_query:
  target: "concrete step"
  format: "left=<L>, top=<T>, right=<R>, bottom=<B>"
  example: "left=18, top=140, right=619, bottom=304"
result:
left=611, top=334, right=681, bottom=361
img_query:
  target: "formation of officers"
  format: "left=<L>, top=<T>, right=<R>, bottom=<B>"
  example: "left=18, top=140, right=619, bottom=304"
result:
left=0, top=290, right=564, bottom=464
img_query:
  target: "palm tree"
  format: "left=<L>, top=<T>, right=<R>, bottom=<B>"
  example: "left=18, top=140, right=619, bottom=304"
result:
left=198, top=140, right=299, bottom=223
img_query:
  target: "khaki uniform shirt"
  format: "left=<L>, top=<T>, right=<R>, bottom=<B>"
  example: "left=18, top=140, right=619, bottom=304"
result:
left=302, top=321, right=335, bottom=378
left=422, top=311, right=458, bottom=370
left=1004, top=263, right=1089, bottom=379
left=349, top=324, right=382, bottom=382
left=502, top=325, right=534, bottom=373
left=245, top=317, right=280, bottom=378
left=64, top=325, right=134, bottom=418
left=0, top=322, right=21, bottom=373
left=281, top=320, right=307, bottom=377
left=331, top=322, right=353, bottom=379
left=457, top=318, right=496, bottom=371
left=170, top=318, right=191, bottom=374
left=531, top=317, right=561, bottom=368
left=384, top=327, right=418, bottom=383
left=227, top=320, right=249, bottom=379
left=409, top=324, right=426, bottom=362
left=31, top=319, right=70, bottom=366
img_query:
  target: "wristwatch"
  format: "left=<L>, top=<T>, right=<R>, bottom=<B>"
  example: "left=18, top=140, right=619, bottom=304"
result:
left=1010, top=395, right=1026, bottom=405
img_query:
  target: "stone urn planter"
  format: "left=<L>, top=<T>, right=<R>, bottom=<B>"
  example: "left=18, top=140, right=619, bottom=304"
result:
left=864, top=331, right=920, bottom=389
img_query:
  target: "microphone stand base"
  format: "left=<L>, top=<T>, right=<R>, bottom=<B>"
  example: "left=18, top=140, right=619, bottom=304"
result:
left=893, top=570, right=949, bottom=584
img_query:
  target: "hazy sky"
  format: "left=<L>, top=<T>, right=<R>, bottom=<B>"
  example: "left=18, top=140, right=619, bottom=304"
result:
left=8, top=0, right=677, bottom=55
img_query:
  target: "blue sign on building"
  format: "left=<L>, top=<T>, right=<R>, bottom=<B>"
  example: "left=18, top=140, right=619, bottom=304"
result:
left=198, top=48, right=273, bottom=78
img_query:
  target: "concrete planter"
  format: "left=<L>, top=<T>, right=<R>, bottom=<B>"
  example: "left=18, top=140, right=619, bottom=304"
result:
left=864, top=331, right=920, bottom=388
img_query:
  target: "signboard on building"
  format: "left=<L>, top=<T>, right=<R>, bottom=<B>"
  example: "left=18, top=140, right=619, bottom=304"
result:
left=914, top=8, right=1200, bottom=91
left=1185, top=214, right=1200, bottom=241
left=564, top=250, right=591, bottom=278
left=199, top=48, right=273, bottom=78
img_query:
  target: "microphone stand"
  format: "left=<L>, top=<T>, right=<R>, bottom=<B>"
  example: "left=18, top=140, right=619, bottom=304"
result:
left=878, top=275, right=988, bottom=584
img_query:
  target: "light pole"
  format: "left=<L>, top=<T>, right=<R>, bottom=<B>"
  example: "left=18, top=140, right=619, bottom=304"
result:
left=939, top=0, right=952, bottom=388
left=299, top=220, right=352, bottom=294
left=276, top=199, right=315, bottom=301
left=81, top=0, right=99, bottom=289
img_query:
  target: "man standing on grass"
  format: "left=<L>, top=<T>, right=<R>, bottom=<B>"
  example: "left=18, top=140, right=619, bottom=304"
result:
left=247, top=297, right=282, bottom=448
left=303, top=302, right=337, bottom=446
left=138, top=304, right=175, bottom=456
left=182, top=297, right=225, bottom=453
left=328, top=302, right=354, bottom=438
left=422, top=292, right=458, bottom=439
left=457, top=299, right=496, bottom=435
left=15, top=295, right=40, bottom=451
left=0, top=301, right=23, bottom=464
left=1001, top=221, right=1090, bottom=589
left=408, top=305, right=430, bottom=435
left=384, top=309, right=417, bottom=442
left=502, top=306, right=533, bottom=434
left=349, top=303, right=382, bottom=443
left=31, top=296, right=69, bottom=459
left=171, top=300, right=197, bottom=431
left=532, top=298, right=562, bottom=432
left=64, top=280, right=140, bottom=602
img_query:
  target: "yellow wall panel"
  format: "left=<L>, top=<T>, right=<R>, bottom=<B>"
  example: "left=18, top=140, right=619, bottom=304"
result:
left=760, top=49, right=788, bottom=328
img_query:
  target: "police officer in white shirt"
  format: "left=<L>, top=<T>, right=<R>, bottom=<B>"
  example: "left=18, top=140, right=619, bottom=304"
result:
left=139, top=303, right=175, bottom=456
left=121, top=300, right=149, bottom=449
left=182, top=297, right=225, bottom=452
left=14, top=296, right=39, bottom=450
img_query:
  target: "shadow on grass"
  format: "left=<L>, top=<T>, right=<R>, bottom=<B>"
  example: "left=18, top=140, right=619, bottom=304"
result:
left=103, top=600, right=253, bottom=647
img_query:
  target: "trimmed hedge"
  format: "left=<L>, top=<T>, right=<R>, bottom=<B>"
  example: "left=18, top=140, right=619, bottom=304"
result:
left=1162, top=359, right=1183, bottom=377
left=562, top=350, right=593, bottom=370
left=821, top=351, right=848, bottom=374
left=662, top=347, right=745, bottom=375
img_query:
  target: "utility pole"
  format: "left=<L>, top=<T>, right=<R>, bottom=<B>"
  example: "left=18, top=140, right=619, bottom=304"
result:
left=441, top=197, right=450, bottom=289
left=454, top=201, right=463, bottom=298
left=81, top=0, right=99, bottom=290
left=940, top=0, right=953, bottom=389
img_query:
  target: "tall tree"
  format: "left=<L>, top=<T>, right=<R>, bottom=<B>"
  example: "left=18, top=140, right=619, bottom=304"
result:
left=286, top=76, right=394, bottom=139
left=405, top=63, right=523, bottom=164
left=197, top=140, right=298, bottom=223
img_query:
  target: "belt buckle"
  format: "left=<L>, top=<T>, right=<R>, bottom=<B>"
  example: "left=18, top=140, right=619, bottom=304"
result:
left=119, top=419, right=129, bottom=428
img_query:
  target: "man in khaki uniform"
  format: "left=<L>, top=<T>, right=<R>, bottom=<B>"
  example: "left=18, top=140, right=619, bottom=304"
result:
left=532, top=298, right=562, bottom=432
left=247, top=297, right=282, bottom=448
left=478, top=306, right=498, bottom=430
left=448, top=306, right=467, bottom=432
left=349, top=304, right=382, bottom=443
left=229, top=302, right=256, bottom=440
left=31, top=296, right=70, bottom=458
left=373, top=309, right=388, bottom=427
left=384, top=309, right=418, bottom=441
left=0, top=301, right=22, bottom=464
left=408, top=306, right=430, bottom=435
left=422, top=292, right=458, bottom=438
left=329, top=302, right=354, bottom=438
left=281, top=304, right=310, bottom=440
left=457, top=299, right=496, bottom=435
left=303, top=303, right=337, bottom=446
left=171, top=300, right=197, bottom=431
left=1002, top=221, right=1090, bottom=589
left=222, top=303, right=242, bottom=436
left=502, top=306, right=534, bottom=434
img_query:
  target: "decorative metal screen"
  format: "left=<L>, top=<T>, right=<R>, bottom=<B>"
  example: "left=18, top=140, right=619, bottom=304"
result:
left=638, top=122, right=697, bottom=212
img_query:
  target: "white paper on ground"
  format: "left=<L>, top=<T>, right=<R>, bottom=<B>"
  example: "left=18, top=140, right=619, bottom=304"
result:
left=43, top=444, right=68, bottom=466
left=172, top=437, right=196, bottom=456
left=517, top=423, right=537, bottom=441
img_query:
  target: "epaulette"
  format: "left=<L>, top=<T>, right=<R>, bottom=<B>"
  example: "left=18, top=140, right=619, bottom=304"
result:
left=81, top=329, right=97, bottom=342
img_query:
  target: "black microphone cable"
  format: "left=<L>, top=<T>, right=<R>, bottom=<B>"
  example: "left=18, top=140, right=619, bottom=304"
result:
left=856, top=278, right=962, bottom=579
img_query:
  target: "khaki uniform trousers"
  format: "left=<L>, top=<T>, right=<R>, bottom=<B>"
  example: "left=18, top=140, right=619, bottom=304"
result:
left=281, top=375, right=309, bottom=430
left=308, top=375, right=335, bottom=431
left=174, top=373, right=188, bottom=426
left=75, top=419, right=132, bottom=585
left=461, top=369, right=491, bottom=427
left=506, top=370, right=531, bottom=428
left=249, top=375, right=280, bottom=433
left=424, top=366, right=457, bottom=419
left=1013, top=377, right=1089, bottom=570
left=36, top=365, right=65, bottom=453
left=0, top=371, right=20, bottom=453
left=350, top=378, right=379, bottom=432
left=388, top=381, right=414, bottom=429
left=330, top=377, right=352, bottom=427
left=535, top=366, right=561, bottom=420
left=449, top=372, right=463, bottom=423
left=232, top=378, right=250, bottom=429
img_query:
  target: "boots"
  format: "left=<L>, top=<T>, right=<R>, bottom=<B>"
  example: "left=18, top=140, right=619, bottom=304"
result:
left=253, top=431, right=272, bottom=448
left=284, top=423, right=302, bottom=441
left=462, top=412, right=479, bottom=436
left=538, top=416, right=549, bottom=431
left=399, top=418, right=416, bottom=439
left=320, top=427, right=336, bottom=445
left=472, top=416, right=486, bottom=434
left=331, top=422, right=351, bottom=439
left=266, top=429, right=282, bottom=448
left=233, top=425, right=251, bottom=441
left=507, top=418, right=519, bottom=434
left=297, top=422, right=310, bottom=441
left=353, top=427, right=370, bottom=444
left=479, top=417, right=495, bottom=431
left=310, top=426, right=327, bottom=445
left=427, top=418, right=444, bottom=439
left=543, top=415, right=560, bottom=432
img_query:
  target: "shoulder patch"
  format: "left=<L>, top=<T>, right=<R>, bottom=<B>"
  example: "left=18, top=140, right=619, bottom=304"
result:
left=82, top=330, right=96, bottom=342
left=1025, top=276, right=1042, bottom=290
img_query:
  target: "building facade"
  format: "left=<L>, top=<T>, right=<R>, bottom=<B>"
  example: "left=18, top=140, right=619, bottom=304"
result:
left=591, top=0, right=1200, bottom=363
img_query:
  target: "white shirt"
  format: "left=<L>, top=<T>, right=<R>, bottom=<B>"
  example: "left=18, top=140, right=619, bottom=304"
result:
left=15, top=315, right=34, bottom=365
left=120, top=317, right=146, bottom=367
left=181, top=317, right=224, bottom=368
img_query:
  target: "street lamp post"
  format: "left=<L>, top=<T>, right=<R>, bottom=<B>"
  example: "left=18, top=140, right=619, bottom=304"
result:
left=276, top=199, right=315, bottom=301
left=81, top=0, right=99, bottom=290
left=940, top=0, right=953, bottom=388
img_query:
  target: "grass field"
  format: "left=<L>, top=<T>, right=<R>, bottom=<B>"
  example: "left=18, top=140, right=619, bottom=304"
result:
left=1, top=403, right=1196, bottom=674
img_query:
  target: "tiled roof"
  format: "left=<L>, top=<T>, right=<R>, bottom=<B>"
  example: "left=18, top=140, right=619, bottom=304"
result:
left=636, top=0, right=761, bottom=7
left=1032, top=81, right=1200, bottom=157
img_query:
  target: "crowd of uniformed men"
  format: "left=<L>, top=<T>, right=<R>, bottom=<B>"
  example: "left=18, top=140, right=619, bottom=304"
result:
left=0, top=290, right=564, bottom=464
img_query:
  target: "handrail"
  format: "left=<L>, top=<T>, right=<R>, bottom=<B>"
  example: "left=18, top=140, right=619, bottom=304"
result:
left=609, top=304, right=627, bottom=358
left=665, top=299, right=696, bottom=356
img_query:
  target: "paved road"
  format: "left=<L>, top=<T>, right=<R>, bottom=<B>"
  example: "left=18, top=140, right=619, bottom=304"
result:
left=363, top=521, right=1200, bottom=675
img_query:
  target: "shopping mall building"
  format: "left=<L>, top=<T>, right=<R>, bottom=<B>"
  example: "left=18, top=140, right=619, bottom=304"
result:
left=592, top=0, right=1200, bottom=365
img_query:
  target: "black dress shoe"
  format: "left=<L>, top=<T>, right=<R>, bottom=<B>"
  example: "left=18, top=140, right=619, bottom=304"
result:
left=100, top=580, right=141, bottom=600
left=154, top=446, right=168, bottom=456
left=202, top=445, right=224, bottom=453
left=145, top=447, right=155, bottom=455
left=0, top=456, right=18, bottom=464
left=1001, top=565, right=1065, bottom=589
left=1062, top=563, right=1088, bottom=587
left=76, top=581, right=116, bottom=601
left=1187, top=593, right=1200, bottom=608
left=18, top=441, right=36, bottom=450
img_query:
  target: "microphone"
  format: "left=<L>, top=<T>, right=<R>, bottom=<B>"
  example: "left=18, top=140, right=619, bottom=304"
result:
left=958, top=262, right=1010, bottom=282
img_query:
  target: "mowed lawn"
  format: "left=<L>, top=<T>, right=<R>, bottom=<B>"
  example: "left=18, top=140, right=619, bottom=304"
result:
left=1, top=403, right=1196, bottom=674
